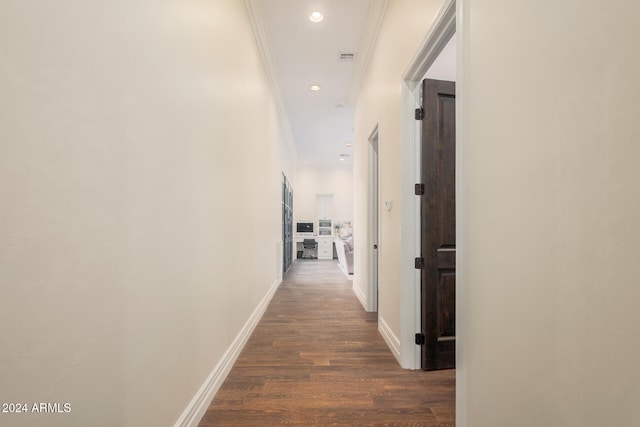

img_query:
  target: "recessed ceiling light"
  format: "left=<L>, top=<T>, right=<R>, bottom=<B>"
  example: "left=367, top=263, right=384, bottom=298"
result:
left=346, top=142, right=352, bottom=147
left=309, top=12, right=323, bottom=23
left=309, top=84, right=321, bottom=91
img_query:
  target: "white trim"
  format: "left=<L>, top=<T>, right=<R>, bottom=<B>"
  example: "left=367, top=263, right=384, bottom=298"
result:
left=367, top=126, right=380, bottom=313
left=243, top=0, right=297, bottom=163
left=378, top=316, right=401, bottom=364
left=337, top=263, right=354, bottom=281
left=398, top=0, right=456, bottom=370
left=349, top=0, right=390, bottom=103
left=403, top=0, right=456, bottom=83
left=456, top=1, right=467, bottom=425
left=174, top=278, right=282, bottom=427
left=399, top=81, right=423, bottom=369
left=352, top=282, right=368, bottom=310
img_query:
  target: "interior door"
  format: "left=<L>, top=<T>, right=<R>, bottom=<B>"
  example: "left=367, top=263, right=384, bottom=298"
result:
left=420, top=78, right=456, bottom=370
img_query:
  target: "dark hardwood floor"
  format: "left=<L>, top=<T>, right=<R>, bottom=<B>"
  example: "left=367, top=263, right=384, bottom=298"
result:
left=199, top=260, right=455, bottom=426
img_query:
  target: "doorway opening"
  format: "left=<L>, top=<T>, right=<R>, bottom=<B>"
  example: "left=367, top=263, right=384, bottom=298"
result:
left=399, top=0, right=456, bottom=370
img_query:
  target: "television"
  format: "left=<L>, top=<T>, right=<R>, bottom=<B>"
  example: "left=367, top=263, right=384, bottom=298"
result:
left=296, top=221, right=314, bottom=234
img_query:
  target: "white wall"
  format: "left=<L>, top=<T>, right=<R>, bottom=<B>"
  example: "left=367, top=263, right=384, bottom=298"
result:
left=353, top=0, right=447, bottom=351
left=354, top=0, right=640, bottom=423
left=294, top=166, right=354, bottom=222
left=458, top=0, right=640, bottom=425
left=0, top=1, right=292, bottom=426
left=425, top=34, right=456, bottom=81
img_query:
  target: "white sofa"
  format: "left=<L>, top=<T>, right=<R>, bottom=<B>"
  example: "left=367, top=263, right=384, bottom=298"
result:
left=335, top=237, right=354, bottom=275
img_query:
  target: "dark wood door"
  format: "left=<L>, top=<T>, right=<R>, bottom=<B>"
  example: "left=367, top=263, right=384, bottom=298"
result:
left=421, top=78, right=456, bottom=370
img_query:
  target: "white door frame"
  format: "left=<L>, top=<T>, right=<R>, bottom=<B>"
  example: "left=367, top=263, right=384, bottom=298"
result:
left=367, top=126, right=380, bottom=312
left=398, top=0, right=456, bottom=370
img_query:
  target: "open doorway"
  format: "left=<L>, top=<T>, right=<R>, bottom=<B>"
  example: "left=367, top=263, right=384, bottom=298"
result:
left=418, top=29, right=457, bottom=371
left=399, top=0, right=456, bottom=370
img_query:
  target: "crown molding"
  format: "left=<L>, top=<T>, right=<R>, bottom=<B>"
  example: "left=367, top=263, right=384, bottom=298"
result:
left=348, top=0, right=390, bottom=104
left=243, top=0, right=298, bottom=164
left=403, top=0, right=456, bottom=83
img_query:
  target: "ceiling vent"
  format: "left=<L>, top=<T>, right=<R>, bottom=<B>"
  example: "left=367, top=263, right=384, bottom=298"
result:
left=338, top=52, right=357, bottom=62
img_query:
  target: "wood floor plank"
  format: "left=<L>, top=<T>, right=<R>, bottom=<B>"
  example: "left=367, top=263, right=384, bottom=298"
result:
left=199, top=260, right=455, bottom=426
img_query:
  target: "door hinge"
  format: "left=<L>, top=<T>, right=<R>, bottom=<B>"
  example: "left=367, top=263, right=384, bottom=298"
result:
left=415, top=333, right=425, bottom=345
left=414, top=257, right=425, bottom=269
left=415, top=183, right=424, bottom=195
left=414, top=107, right=424, bottom=120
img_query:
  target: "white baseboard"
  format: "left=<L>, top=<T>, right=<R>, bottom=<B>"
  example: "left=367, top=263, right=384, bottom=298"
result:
left=337, top=263, right=353, bottom=281
left=352, top=282, right=368, bottom=311
left=174, top=277, right=282, bottom=427
left=378, top=316, right=401, bottom=365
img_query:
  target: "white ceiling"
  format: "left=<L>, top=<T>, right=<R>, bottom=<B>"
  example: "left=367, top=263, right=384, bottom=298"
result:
left=246, top=0, right=387, bottom=168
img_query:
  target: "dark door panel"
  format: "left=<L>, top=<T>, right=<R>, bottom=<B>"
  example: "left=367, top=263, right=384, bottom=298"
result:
left=421, top=78, right=456, bottom=370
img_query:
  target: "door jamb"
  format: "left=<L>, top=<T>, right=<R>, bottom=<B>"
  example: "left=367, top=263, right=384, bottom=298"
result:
left=399, top=0, right=456, bottom=370
left=367, top=126, right=380, bottom=312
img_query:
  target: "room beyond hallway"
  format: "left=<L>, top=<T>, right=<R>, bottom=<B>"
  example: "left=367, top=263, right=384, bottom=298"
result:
left=198, top=260, right=455, bottom=426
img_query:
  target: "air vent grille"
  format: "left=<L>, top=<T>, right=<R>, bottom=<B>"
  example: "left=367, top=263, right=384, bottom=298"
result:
left=338, top=52, right=357, bottom=62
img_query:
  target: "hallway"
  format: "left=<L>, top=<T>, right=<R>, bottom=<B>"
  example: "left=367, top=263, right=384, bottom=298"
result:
left=199, top=260, right=455, bottom=426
